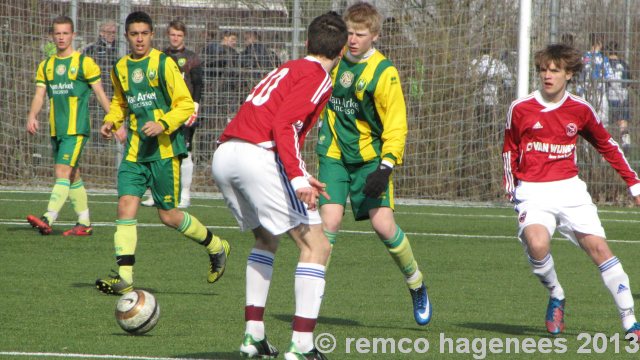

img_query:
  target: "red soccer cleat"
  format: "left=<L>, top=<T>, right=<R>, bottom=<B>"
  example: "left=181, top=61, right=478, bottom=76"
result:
left=26, top=215, right=52, bottom=235
left=62, top=223, right=93, bottom=236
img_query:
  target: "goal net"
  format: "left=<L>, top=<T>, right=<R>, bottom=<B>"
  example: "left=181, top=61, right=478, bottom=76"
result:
left=1, top=0, right=638, bottom=204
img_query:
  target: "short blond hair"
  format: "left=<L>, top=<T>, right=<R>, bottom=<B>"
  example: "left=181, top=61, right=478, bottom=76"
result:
left=343, top=1, right=382, bottom=35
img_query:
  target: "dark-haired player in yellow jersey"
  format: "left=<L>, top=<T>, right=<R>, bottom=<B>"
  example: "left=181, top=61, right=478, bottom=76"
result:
left=316, top=2, right=432, bottom=326
left=95, top=11, right=229, bottom=295
left=26, top=15, right=111, bottom=236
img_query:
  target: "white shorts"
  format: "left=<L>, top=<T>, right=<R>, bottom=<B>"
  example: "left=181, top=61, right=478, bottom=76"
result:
left=513, top=176, right=605, bottom=246
left=211, top=139, right=320, bottom=236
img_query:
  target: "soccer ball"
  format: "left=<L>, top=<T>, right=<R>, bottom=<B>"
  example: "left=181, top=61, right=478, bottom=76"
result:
left=115, top=290, right=160, bottom=335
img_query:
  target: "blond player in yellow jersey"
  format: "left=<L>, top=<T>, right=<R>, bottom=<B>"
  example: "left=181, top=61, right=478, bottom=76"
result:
left=316, top=2, right=431, bottom=326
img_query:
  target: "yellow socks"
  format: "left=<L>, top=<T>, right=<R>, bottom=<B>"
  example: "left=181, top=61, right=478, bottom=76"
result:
left=115, top=219, right=137, bottom=284
left=382, top=226, right=423, bottom=289
left=178, top=212, right=223, bottom=254
left=43, top=178, right=70, bottom=224
left=69, top=180, right=90, bottom=226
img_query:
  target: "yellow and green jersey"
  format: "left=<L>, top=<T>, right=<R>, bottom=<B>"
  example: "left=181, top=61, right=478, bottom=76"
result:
left=105, top=48, right=194, bottom=163
left=316, top=49, right=407, bottom=166
left=36, top=51, right=102, bottom=137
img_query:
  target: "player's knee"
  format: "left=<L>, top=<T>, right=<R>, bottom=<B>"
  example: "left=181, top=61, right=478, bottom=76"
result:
left=157, top=209, right=180, bottom=228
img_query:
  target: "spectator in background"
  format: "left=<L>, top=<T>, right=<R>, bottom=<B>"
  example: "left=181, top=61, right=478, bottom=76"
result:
left=83, top=20, right=125, bottom=161
left=579, top=33, right=612, bottom=126
left=606, top=40, right=632, bottom=154
left=468, top=48, right=515, bottom=120
left=468, top=47, right=515, bottom=190
left=240, top=30, right=279, bottom=80
left=83, top=20, right=118, bottom=93
left=141, top=19, right=203, bottom=209
left=202, top=30, right=240, bottom=119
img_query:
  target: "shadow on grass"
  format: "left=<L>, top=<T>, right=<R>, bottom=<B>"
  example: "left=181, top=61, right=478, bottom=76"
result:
left=8, top=225, right=61, bottom=235
left=456, top=322, right=553, bottom=337
left=174, top=352, right=243, bottom=359
left=72, top=282, right=220, bottom=297
left=272, top=313, right=426, bottom=332
left=273, top=313, right=360, bottom=327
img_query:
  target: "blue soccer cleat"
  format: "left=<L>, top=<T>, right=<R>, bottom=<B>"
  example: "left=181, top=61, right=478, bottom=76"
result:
left=545, top=297, right=565, bottom=335
left=410, top=282, right=432, bottom=325
left=625, top=322, right=640, bottom=342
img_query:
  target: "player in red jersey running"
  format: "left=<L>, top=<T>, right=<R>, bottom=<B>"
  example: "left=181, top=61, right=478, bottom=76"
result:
left=212, top=11, right=347, bottom=360
left=503, top=43, right=640, bottom=339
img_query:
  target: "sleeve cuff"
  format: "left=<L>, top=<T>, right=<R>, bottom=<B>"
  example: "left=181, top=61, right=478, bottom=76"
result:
left=381, top=159, right=394, bottom=168
left=629, top=183, right=640, bottom=197
left=290, top=176, right=311, bottom=191
left=158, top=120, right=169, bottom=131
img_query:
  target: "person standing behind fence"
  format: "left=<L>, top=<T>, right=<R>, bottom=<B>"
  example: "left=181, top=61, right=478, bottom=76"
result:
left=141, top=20, right=203, bottom=209
left=201, top=30, right=240, bottom=119
left=315, top=1, right=432, bottom=327
left=26, top=15, right=111, bottom=236
left=240, top=30, right=279, bottom=82
left=578, top=33, right=612, bottom=126
left=605, top=40, right=632, bottom=154
left=502, top=43, right=640, bottom=338
left=96, top=11, right=229, bottom=295
left=83, top=20, right=126, bottom=162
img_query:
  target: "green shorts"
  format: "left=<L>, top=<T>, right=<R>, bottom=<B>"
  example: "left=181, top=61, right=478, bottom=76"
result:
left=50, top=135, right=87, bottom=167
left=118, top=157, right=182, bottom=210
left=318, top=155, right=394, bottom=221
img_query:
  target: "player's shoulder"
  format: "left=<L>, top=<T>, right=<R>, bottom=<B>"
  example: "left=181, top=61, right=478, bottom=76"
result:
left=509, top=92, right=537, bottom=112
left=565, top=92, right=597, bottom=113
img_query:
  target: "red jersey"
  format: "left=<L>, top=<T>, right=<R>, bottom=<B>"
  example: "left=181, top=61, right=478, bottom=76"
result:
left=219, top=56, right=332, bottom=183
left=503, top=90, right=639, bottom=198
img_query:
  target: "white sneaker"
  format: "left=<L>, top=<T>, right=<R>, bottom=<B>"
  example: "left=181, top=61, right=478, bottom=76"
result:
left=140, top=196, right=155, bottom=207
left=177, top=197, right=190, bottom=209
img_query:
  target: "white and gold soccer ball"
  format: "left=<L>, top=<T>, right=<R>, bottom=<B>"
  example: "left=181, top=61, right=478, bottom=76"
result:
left=115, top=290, right=160, bottom=335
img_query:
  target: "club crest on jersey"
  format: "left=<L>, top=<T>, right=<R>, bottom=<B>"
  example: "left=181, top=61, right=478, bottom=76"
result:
left=178, top=58, right=186, bottom=67
left=339, top=71, right=354, bottom=88
left=356, top=78, right=367, bottom=92
left=147, top=68, right=157, bottom=81
left=566, top=122, right=577, bottom=137
left=69, top=66, right=77, bottom=75
left=132, top=68, right=145, bottom=83
left=56, top=64, right=67, bottom=76
left=519, top=211, right=527, bottom=223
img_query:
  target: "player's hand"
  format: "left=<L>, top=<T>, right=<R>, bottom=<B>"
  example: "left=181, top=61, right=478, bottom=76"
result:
left=100, top=121, right=114, bottom=139
left=114, top=126, right=127, bottom=143
left=296, top=186, right=320, bottom=211
left=363, top=163, right=392, bottom=198
left=308, top=176, right=330, bottom=201
left=141, top=121, right=165, bottom=137
left=26, top=117, right=39, bottom=135
left=185, top=102, right=199, bottom=127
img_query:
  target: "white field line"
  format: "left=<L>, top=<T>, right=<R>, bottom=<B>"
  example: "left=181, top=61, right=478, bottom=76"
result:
left=0, top=351, right=219, bottom=360
left=2, top=194, right=639, bottom=243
